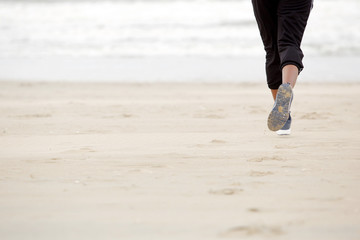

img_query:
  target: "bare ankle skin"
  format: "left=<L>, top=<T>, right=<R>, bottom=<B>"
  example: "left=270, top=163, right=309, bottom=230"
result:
left=282, top=64, right=298, bottom=88
left=270, top=64, right=299, bottom=100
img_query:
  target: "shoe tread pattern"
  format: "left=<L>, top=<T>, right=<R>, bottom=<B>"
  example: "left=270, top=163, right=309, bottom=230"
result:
left=268, top=84, right=292, bottom=131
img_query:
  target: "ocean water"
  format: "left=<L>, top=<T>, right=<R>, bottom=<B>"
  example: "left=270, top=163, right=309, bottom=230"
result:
left=0, top=0, right=359, bottom=58
left=0, top=0, right=359, bottom=82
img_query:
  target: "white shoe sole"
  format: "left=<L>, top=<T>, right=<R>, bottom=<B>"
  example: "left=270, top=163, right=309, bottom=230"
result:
left=276, top=129, right=291, bottom=135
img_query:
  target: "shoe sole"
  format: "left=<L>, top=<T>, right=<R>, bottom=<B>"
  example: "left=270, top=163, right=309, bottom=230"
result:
left=276, top=129, right=291, bottom=135
left=268, top=84, right=292, bottom=131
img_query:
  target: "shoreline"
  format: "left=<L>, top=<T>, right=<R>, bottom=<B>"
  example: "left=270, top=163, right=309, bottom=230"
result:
left=1, top=56, right=359, bottom=83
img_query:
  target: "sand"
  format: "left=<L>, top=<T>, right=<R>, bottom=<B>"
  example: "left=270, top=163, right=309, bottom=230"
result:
left=0, top=82, right=359, bottom=240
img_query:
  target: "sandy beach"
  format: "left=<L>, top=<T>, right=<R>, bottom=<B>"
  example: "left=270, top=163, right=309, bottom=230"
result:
left=0, top=82, right=359, bottom=239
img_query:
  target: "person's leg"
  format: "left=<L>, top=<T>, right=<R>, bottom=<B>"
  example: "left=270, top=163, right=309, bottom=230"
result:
left=271, top=89, right=277, bottom=100
left=271, top=0, right=312, bottom=98
left=268, top=65, right=297, bottom=132
left=282, top=64, right=298, bottom=88
left=252, top=0, right=282, bottom=94
left=271, top=64, right=297, bottom=99
left=277, top=0, right=313, bottom=85
left=267, top=0, right=312, bottom=132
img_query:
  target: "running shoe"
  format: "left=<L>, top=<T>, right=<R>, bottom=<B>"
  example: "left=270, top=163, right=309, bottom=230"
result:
left=276, top=114, right=291, bottom=135
left=268, top=83, right=293, bottom=131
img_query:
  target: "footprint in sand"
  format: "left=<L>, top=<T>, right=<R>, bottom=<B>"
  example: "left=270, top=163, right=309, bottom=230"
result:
left=299, top=112, right=332, bottom=120
left=275, top=144, right=298, bottom=149
left=248, top=208, right=260, bottom=213
left=230, top=182, right=242, bottom=186
left=62, top=147, right=96, bottom=154
left=247, top=156, right=284, bottom=162
left=80, top=147, right=96, bottom=152
left=220, top=225, right=283, bottom=237
left=193, top=139, right=227, bottom=148
left=193, top=113, right=225, bottom=119
left=210, top=139, right=227, bottom=144
left=249, top=171, right=274, bottom=177
left=209, top=188, right=243, bottom=195
left=14, top=113, right=52, bottom=118
left=102, top=113, right=134, bottom=119
left=248, top=105, right=267, bottom=114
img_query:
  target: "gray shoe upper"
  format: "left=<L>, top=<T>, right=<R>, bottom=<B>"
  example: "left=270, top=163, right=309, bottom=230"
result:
left=280, top=113, right=292, bottom=130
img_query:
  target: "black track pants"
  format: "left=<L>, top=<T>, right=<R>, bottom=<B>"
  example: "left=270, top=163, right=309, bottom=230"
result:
left=252, top=0, right=313, bottom=89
